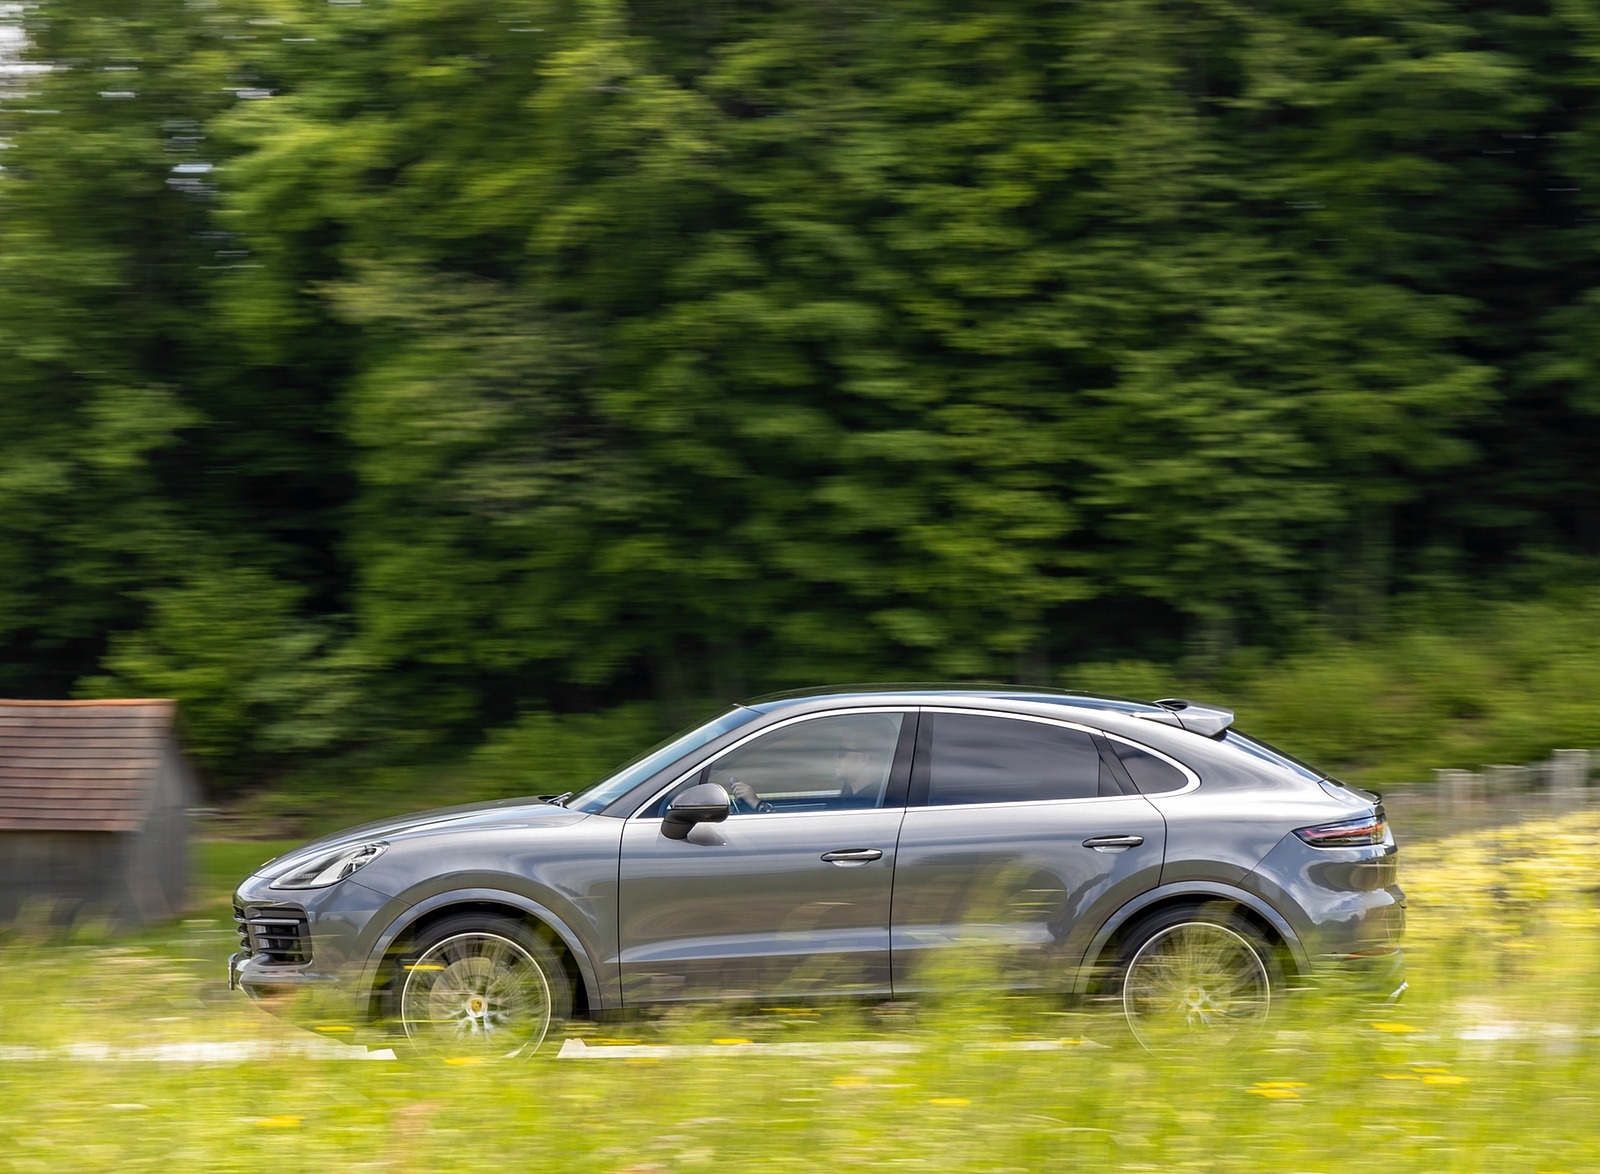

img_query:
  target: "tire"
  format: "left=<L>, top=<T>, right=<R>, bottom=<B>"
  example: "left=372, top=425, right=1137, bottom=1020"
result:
left=1117, top=905, right=1278, bottom=1051
left=396, top=914, right=572, bottom=1059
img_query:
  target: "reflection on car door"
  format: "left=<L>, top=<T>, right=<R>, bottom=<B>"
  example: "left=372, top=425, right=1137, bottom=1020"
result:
left=889, top=708, right=1167, bottom=994
left=616, top=710, right=912, bottom=1005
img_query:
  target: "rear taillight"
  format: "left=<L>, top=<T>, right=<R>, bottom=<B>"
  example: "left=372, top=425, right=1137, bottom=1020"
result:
left=1294, top=810, right=1387, bottom=847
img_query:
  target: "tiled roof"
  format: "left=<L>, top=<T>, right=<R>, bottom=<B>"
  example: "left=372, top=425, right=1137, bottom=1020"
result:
left=0, top=700, right=177, bottom=832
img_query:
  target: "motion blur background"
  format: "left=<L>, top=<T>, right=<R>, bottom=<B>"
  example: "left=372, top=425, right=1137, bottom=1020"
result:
left=3, top=0, right=1600, bottom=828
left=6, top=9, right=1600, bottom=1171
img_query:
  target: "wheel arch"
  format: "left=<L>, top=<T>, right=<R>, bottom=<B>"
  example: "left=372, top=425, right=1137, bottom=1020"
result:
left=1074, top=881, right=1308, bottom=996
left=360, top=887, right=601, bottom=1022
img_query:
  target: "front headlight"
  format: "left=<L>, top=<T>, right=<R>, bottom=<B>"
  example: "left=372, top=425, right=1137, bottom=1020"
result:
left=269, top=841, right=388, bottom=889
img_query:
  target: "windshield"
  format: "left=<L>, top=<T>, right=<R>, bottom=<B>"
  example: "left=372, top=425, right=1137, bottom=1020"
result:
left=566, top=706, right=762, bottom=814
left=1222, top=730, right=1326, bottom=783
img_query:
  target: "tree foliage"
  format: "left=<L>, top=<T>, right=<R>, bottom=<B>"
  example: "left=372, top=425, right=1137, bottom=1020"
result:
left=2, top=0, right=1598, bottom=786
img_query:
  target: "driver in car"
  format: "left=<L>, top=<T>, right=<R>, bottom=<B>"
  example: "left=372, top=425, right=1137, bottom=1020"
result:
left=728, top=728, right=889, bottom=813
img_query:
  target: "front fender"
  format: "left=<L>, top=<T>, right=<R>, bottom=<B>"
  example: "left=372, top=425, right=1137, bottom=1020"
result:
left=1071, top=880, right=1309, bottom=995
left=356, top=879, right=609, bottom=1017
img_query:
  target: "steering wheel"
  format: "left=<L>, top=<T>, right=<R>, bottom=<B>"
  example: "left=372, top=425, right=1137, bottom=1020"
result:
left=725, top=776, right=774, bottom=815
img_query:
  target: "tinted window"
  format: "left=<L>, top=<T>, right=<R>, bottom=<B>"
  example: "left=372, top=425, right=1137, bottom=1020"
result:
left=926, top=713, right=1102, bottom=805
left=655, top=712, right=906, bottom=815
left=1112, top=742, right=1190, bottom=794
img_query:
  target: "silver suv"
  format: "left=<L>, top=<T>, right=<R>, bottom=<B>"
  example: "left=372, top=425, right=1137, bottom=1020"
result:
left=230, top=687, right=1405, bottom=1053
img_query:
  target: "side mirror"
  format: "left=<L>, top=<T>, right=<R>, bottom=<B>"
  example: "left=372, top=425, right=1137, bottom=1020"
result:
left=663, top=782, right=731, bottom=838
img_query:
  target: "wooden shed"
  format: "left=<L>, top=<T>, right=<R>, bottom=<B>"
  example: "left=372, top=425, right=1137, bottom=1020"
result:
left=0, top=699, right=200, bottom=928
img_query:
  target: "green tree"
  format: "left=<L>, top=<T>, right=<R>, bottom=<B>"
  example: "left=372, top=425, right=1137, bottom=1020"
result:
left=4, top=0, right=1598, bottom=791
left=0, top=0, right=360, bottom=779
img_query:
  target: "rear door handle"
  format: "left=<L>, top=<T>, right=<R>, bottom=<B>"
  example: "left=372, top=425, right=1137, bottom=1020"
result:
left=821, top=848, right=883, bottom=866
left=1082, top=835, right=1144, bottom=852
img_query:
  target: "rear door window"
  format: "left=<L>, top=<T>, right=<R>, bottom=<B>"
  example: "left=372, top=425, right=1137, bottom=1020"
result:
left=924, top=712, right=1105, bottom=806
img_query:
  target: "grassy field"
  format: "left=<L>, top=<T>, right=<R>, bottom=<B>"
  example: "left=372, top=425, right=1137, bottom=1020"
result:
left=2, top=819, right=1599, bottom=1172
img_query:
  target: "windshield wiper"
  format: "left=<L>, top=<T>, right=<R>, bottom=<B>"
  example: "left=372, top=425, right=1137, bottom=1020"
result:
left=544, top=791, right=574, bottom=807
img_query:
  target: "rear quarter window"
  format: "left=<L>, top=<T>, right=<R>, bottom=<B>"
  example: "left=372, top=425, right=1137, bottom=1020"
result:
left=1111, top=742, right=1191, bottom=794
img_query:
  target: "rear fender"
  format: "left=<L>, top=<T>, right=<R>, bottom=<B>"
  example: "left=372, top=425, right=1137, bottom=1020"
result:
left=1073, top=880, right=1308, bottom=994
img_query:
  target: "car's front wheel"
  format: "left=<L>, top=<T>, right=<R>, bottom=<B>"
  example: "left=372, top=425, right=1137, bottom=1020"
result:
left=397, top=914, right=571, bottom=1058
left=1118, top=906, right=1277, bottom=1050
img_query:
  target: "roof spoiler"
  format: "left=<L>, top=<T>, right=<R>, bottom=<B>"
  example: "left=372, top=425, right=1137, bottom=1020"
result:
left=1137, top=698, right=1235, bottom=739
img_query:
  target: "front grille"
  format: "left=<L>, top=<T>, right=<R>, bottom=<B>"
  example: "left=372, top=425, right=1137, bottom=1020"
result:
left=233, top=904, right=312, bottom=965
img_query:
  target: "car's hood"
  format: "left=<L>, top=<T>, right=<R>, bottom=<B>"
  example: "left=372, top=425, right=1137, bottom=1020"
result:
left=250, top=797, right=589, bottom=880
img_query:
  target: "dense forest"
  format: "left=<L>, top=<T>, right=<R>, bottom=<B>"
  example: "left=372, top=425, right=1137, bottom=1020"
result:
left=3, top=0, right=1599, bottom=804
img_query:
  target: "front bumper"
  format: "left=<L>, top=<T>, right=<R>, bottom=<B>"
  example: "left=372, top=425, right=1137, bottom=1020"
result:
left=230, top=875, right=396, bottom=1035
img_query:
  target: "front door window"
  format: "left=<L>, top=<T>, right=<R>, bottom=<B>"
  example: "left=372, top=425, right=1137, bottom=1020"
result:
left=708, top=711, right=903, bottom=812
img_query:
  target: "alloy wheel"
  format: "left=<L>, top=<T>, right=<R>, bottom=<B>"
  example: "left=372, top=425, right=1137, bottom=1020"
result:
left=399, top=931, right=555, bottom=1057
left=1122, top=919, right=1271, bottom=1049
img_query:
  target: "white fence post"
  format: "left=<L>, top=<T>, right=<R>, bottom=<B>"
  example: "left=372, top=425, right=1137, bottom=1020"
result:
left=1484, top=764, right=1527, bottom=795
left=1435, top=767, right=1479, bottom=822
left=1549, top=749, right=1592, bottom=808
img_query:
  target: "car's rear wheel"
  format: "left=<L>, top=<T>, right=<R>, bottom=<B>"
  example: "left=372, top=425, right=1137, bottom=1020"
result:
left=1118, top=906, right=1276, bottom=1050
left=397, top=915, right=571, bottom=1059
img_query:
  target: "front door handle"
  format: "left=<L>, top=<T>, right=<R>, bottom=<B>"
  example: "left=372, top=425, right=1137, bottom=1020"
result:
left=1082, top=835, right=1144, bottom=852
left=821, top=848, right=883, bottom=866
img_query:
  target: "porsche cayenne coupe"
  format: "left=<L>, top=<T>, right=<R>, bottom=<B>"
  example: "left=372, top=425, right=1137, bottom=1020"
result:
left=230, top=687, right=1405, bottom=1053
